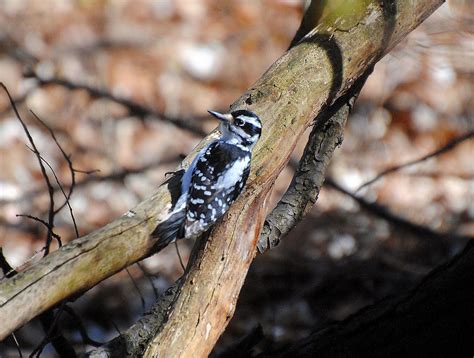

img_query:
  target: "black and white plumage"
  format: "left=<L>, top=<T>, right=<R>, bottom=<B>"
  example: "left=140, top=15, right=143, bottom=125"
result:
left=152, top=109, right=262, bottom=250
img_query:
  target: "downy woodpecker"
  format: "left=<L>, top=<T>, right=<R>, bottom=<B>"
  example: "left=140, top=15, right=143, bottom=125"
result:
left=152, top=109, right=262, bottom=250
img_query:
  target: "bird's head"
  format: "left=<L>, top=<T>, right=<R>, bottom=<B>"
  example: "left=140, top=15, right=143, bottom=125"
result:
left=208, top=109, right=262, bottom=149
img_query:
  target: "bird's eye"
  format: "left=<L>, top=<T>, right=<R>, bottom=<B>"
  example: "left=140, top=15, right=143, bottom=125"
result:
left=235, top=118, right=244, bottom=126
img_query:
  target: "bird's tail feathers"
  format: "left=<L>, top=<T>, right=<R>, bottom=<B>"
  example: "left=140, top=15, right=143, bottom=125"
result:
left=152, top=210, right=186, bottom=252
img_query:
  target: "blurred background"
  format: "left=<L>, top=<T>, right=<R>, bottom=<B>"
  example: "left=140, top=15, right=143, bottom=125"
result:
left=0, top=0, right=472, bottom=356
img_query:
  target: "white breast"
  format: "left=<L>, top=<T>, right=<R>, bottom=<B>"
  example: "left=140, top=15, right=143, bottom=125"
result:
left=213, top=157, right=250, bottom=190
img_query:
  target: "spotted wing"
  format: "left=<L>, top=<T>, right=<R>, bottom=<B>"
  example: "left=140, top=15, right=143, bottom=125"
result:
left=184, top=141, right=250, bottom=238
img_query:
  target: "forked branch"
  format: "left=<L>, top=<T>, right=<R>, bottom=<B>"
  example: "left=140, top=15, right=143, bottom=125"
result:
left=0, top=3, right=445, bottom=357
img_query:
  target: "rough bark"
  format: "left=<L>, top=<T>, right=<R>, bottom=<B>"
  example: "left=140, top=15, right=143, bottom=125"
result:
left=257, top=76, right=365, bottom=253
left=0, top=3, right=444, bottom=357
left=257, top=240, right=474, bottom=358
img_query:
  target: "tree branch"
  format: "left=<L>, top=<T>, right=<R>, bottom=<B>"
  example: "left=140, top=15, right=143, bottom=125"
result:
left=355, top=129, right=474, bottom=193
left=0, top=83, right=58, bottom=256
left=93, top=1, right=444, bottom=356
left=0, top=3, right=445, bottom=356
left=257, top=73, right=367, bottom=253
left=0, top=157, right=178, bottom=207
left=325, top=178, right=473, bottom=246
left=28, top=72, right=207, bottom=137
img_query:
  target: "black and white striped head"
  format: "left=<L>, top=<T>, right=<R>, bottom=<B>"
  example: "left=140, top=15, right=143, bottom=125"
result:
left=208, top=109, right=262, bottom=149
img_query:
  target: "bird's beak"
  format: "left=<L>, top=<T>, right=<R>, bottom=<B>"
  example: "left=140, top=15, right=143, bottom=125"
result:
left=208, top=110, right=233, bottom=123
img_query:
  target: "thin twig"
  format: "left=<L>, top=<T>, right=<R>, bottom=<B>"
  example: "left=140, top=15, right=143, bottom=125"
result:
left=11, top=332, right=23, bottom=358
left=0, top=83, right=57, bottom=256
left=136, top=262, right=159, bottom=300
left=0, top=158, right=178, bottom=207
left=325, top=178, right=473, bottom=245
left=30, top=302, right=75, bottom=358
left=2, top=83, right=77, bottom=357
left=24, top=146, right=77, bottom=238
left=355, top=130, right=474, bottom=193
left=30, top=73, right=207, bottom=137
left=174, top=241, right=186, bottom=272
left=16, top=214, right=62, bottom=247
left=126, top=268, right=147, bottom=312
left=0, top=91, right=30, bottom=117
left=0, top=248, right=17, bottom=278
left=30, top=111, right=80, bottom=238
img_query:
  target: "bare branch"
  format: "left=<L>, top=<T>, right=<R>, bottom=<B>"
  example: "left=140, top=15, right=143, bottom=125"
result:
left=1, top=84, right=82, bottom=356
left=29, top=72, right=207, bottom=137
left=0, top=248, right=16, bottom=279
left=0, top=249, right=75, bottom=357
left=355, top=129, right=474, bottom=193
left=125, top=268, right=146, bottom=313
left=0, top=83, right=57, bottom=256
left=174, top=241, right=186, bottom=272
left=88, top=283, right=182, bottom=357
left=30, top=111, right=80, bottom=237
left=257, top=73, right=367, bottom=253
left=0, top=157, right=178, bottom=207
left=15, top=214, right=62, bottom=247
left=136, top=262, right=159, bottom=301
left=11, top=332, right=23, bottom=358
left=30, top=302, right=76, bottom=358
left=325, top=178, right=472, bottom=245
